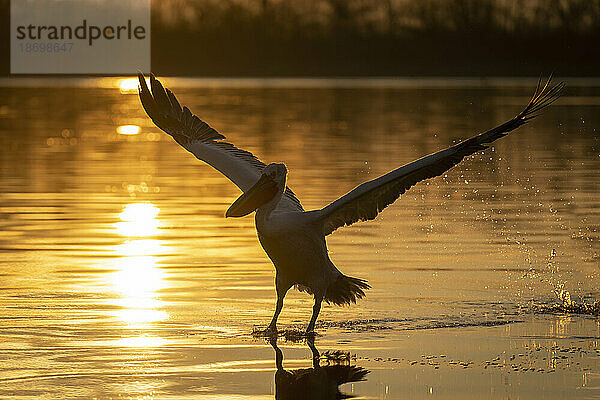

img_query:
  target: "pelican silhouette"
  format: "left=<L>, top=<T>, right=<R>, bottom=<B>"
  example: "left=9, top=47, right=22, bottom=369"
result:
left=270, top=337, right=369, bottom=399
left=137, top=74, right=562, bottom=334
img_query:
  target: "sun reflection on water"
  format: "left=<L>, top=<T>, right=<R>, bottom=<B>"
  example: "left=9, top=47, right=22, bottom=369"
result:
left=116, top=124, right=141, bottom=135
left=114, top=335, right=169, bottom=348
left=118, top=77, right=140, bottom=93
left=109, top=253, right=168, bottom=326
left=109, top=203, right=169, bottom=340
left=115, top=203, right=161, bottom=237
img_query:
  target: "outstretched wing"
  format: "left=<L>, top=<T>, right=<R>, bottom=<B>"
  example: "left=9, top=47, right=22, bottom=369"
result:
left=318, top=77, right=563, bottom=235
left=138, top=73, right=303, bottom=212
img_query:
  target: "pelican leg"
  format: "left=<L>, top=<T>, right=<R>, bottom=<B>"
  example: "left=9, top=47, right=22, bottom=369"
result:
left=266, top=297, right=284, bottom=332
left=266, top=280, right=290, bottom=333
left=306, top=295, right=323, bottom=333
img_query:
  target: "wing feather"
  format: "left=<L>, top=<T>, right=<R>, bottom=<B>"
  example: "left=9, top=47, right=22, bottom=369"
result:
left=138, top=73, right=303, bottom=212
left=318, top=77, right=563, bottom=235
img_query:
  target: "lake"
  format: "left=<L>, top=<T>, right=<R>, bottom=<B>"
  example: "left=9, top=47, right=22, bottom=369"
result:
left=0, top=77, right=598, bottom=399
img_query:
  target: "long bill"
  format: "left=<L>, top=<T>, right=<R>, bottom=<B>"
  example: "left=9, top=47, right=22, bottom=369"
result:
left=226, top=175, right=279, bottom=217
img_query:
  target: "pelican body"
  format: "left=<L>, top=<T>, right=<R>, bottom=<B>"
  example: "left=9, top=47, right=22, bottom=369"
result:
left=249, top=180, right=369, bottom=332
left=137, top=74, right=562, bottom=334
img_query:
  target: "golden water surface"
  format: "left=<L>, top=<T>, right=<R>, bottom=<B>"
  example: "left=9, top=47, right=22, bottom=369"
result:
left=0, top=77, right=598, bottom=399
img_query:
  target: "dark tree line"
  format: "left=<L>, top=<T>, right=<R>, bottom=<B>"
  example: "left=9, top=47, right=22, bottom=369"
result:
left=149, top=0, right=600, bottom=76
left=1, top=0, right=598, bottom=76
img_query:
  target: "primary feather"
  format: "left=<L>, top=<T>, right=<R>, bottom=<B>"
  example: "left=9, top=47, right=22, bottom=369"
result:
left=138, top=73, right=303, bottom=211
left=318, top=77, right=563, bottom=236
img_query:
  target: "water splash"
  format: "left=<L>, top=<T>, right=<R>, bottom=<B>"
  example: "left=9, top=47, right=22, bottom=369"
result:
left=543, top=248, right=599, bottom=316
left=539, top=285, right=600, bottom=317
left=518, top=247, right=600, bottom=317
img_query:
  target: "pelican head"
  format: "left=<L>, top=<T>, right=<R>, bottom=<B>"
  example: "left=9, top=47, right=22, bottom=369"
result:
left=226, top=163, right=287, bottom=218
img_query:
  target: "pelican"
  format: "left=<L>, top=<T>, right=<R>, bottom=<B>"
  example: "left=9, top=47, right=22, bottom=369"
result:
left=137, top=74, right=562, bottom=334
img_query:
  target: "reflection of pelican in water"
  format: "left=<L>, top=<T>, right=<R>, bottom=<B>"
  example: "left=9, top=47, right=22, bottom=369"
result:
left=138, top=74, right=562, bottom=334
left=270, top=337, right=369, bottom=399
